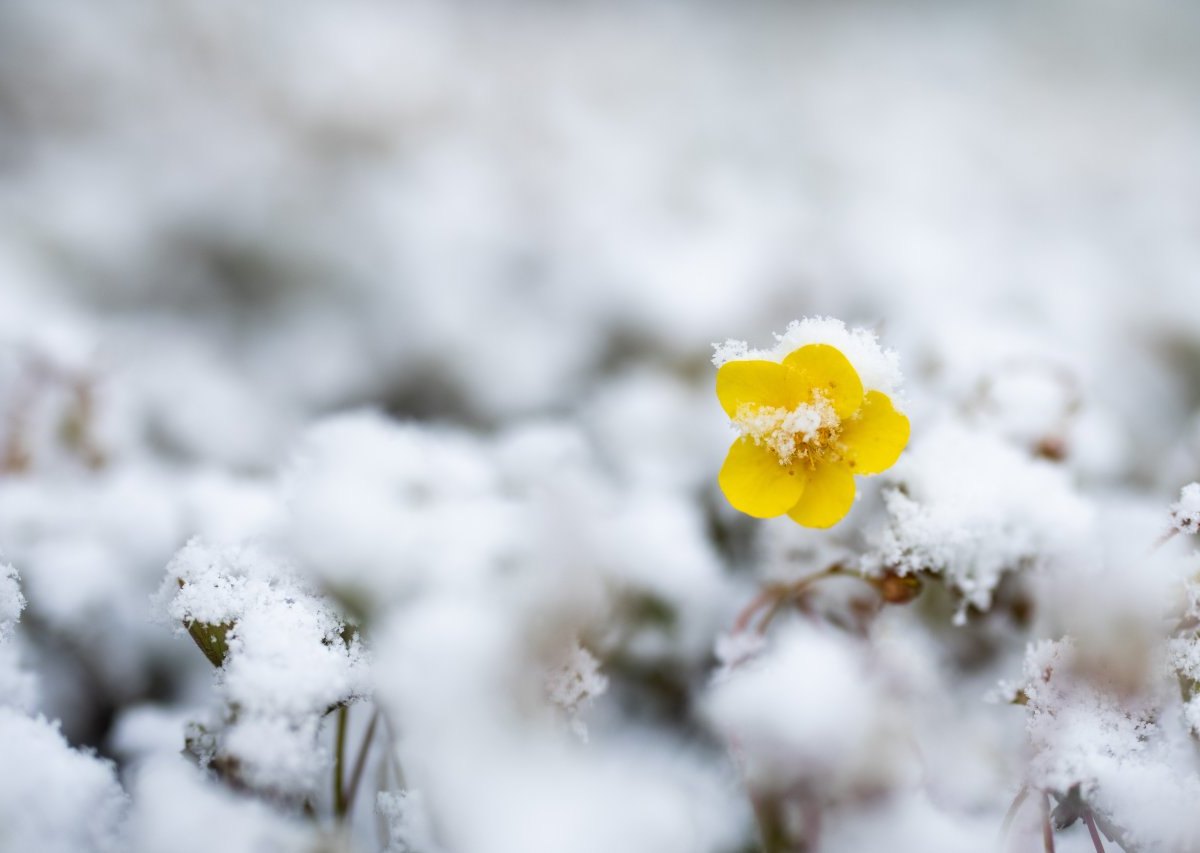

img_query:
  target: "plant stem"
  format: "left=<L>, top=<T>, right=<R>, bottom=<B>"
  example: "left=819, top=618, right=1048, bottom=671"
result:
left=1084, top=812, right=1106, bottom=853
left=1041, top=792, right=1056, bottom=853
left=733, top=564, right=858, bottom=638
left=334, top=703, right=349, bottom=819
left=380, top=711, right=407, bottom=789
left=749, top=793, right=790, bottom=853
left=1151, top=528, right=1178, bottom=553
left=344, top=707, right=380, bottom=816
left=998, top=785, right=1029, bottom=849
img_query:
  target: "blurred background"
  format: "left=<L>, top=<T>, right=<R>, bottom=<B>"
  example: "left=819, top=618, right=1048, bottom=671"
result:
left=2, top=0, right=1200, bottom=845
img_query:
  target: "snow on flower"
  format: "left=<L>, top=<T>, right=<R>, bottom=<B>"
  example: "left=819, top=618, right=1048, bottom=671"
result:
left=714, top=320, right=910, bottom=528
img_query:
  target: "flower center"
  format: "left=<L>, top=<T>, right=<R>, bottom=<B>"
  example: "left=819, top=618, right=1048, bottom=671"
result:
left=734, top=396, right=841, bottom=466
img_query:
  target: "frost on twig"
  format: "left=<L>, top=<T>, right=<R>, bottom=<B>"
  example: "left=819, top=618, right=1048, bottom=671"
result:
left=543, top=642, right=608, bottom=741
left=0, top=562, right=35, bottom=712
left=1169, top=483, right=1200, bottom=536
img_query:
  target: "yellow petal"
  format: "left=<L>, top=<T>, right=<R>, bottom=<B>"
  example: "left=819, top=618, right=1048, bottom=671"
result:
left=786, top=460, right=856, bottom=528
left=782, top=344, right=864, bottom=418
left=715, top=359, right=800, bottom=418
left=719, top=438, right=806, bottom=518
left=840, top=391, right=910, bottom=475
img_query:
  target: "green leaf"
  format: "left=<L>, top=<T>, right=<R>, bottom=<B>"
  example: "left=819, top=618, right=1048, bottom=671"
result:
left=186, top=620, right=233, bottom=668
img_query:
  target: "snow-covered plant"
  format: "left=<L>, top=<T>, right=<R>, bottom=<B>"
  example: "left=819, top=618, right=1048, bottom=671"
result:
left=159, top=539, right=369, bottom=800
left=4, top=4, right=1200, bottom=848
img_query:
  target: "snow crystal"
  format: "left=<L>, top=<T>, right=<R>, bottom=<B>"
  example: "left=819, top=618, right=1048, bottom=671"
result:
left=867, top=421, right=1093, bottom=615
left=107, top=704, right=194, bottom=764
left=713, top=317, right=905, bottom=400
left=544, top=642, right=608, bottom=739
left=971, top=362, right=1079, bottom=451
left=1018, top=637, right=1200, bottom=851
left=376, top=730, right=746, bottom=853
left=732, top=397, right=838, bottom=464
left=285, top=413, right=728, bottom=668
left=705, top=624, right=910, bottom=796
left=0, top=563, right=36, bottom=712
left=125, top=757, right=314, bottom=853
left=0, top=466, right=185, bottom=723
left=1170, top=482, right=1200, bottom=535
left=583, top=369, right=728, bottom=492
left=0, top=562, right=24, bottom=640
left=0, top=708, right=127, bottom=853
left=219, top=715, right=328, bottom=794
left=372, top=591, right=746, bottom=853
left=282, top=412, right=523, bottom=606
left=378, top=790, right=443, bottom=853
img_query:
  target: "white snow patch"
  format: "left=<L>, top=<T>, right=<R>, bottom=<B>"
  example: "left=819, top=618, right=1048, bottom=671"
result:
left=714, top=317, right=904, bottom=401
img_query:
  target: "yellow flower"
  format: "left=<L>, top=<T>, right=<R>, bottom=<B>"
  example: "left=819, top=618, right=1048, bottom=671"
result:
left=716, top=344, right=909, bottom=528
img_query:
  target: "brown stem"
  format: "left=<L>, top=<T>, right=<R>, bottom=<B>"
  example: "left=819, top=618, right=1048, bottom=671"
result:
left=1041, top=792, right=1056, bottom=853
left=1084, top=811, right=1106, bottom=853
left=733, top=586, right=780, bottom=634
left=733, top=564, right=865, bottom=638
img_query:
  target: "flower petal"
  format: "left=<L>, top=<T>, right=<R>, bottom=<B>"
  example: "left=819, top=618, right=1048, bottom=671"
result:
left=719, top=438, right=806, bottom=518
left=786, top=460, right=856, bottom=528
left=716, top=359, right=800, bottom=418
left=782, top=344, right=864, bottom=418
left=840, top=391, right=910, bottom=475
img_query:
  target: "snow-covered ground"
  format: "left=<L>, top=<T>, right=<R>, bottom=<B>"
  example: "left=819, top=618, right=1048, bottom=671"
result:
left=2, top=0, right=1200, bottom=850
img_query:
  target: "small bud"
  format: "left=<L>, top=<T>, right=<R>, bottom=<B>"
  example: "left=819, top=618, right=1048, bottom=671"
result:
left=1034, top=435, right=1068, bottom=461
left=876, top=572, right=922, bottom=604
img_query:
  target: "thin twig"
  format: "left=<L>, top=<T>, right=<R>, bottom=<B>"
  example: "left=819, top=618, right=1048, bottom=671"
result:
left=379, top=709, right=406, bottom=789
left=1084, top=811, right=1106, bottom=853
left=998, top=785, right=1029, bottom=850
left=344, top=707, right=380, bottom=816
left=333, top=703, right=349, bottom=818
left=732, top=586, right=778, bottom=634
left=739, top=564, right=861, bottom=637
left=1151, top=528, right=1179, bottom=554
left=1041, top=792, right=1056, bottom=853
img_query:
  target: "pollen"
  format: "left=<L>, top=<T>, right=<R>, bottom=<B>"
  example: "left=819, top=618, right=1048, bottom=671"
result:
left=733, top=396, right=841, bottom=466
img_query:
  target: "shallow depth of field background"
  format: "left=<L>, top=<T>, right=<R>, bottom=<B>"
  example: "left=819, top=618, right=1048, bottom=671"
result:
left=2, top=1, right=1200, bottom=852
